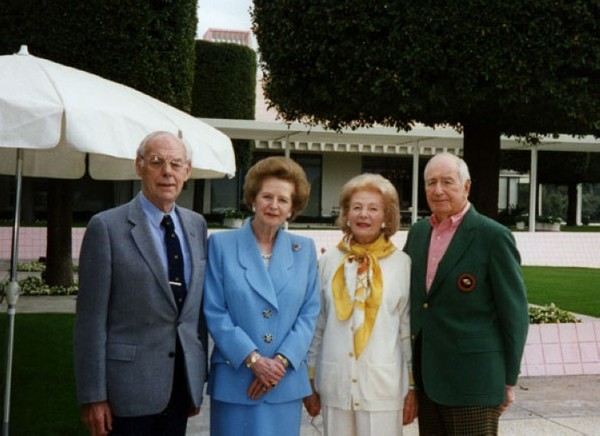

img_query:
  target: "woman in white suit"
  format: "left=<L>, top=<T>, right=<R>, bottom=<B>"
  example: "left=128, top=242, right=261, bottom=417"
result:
left=304, top=173, right=418, bottom=435
left=203, top=156, right=320, bottom=436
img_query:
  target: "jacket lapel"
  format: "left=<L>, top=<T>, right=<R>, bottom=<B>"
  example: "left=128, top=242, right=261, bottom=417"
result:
left=238, top=222, right=279, bottom=309
left=411, top=223, right=432, bottom=298
left=268, top=230, right=294, bottom=296
left=177, top=207, right=203, bottom=314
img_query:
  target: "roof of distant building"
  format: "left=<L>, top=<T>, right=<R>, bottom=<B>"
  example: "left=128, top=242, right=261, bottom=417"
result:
left=203, top=28, right=252, bottom=48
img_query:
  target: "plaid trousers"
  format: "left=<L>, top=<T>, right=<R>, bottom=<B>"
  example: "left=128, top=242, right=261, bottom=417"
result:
left=417, top=391, right=500, bottom=435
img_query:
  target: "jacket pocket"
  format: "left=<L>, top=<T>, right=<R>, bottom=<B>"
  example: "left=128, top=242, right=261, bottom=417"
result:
left=315, top=361, right=346, bottom=398
left=107, top=343, right=137, bottom=361
left=362, top=362, right=402, bottom=400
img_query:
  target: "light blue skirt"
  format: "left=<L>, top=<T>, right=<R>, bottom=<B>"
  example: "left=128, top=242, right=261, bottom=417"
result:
left=210, top=398, right=302, bottom=436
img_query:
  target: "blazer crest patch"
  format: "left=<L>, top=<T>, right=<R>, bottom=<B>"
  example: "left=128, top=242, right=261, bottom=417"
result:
left=457, top=273, right=476, bottom=292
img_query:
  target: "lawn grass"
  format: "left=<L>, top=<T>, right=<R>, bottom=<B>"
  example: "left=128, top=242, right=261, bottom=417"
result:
left=560, top=225, right=600, bottom=232
left=523, top=266, right=600, bottom=317
left=0, top=313, right=86, bottom=435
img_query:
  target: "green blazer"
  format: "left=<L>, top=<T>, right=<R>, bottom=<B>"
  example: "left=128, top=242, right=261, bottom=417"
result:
left=404, top=206, right=528, bottom=407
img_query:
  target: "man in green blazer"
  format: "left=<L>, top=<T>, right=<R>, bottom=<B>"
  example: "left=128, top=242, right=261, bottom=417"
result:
left=404, top=152, right=528, bottom=434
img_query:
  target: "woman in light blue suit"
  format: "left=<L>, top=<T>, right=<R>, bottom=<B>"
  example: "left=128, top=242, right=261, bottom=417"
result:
left=204, top=156, right=320, bottom=436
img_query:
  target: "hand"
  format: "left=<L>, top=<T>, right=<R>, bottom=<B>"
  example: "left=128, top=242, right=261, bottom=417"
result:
left=303, top=393, right=321, bottom=417
left=403, top=390, right=418, bottom=425
left=250, top=355, right=286, bottom=387
left=499, top=385, right=515, bottom=414
left=303, top=379, right=321, bottom=417
left=81, top=401, right=112, bottom=436
left=247, top=377, right=271, bottom=399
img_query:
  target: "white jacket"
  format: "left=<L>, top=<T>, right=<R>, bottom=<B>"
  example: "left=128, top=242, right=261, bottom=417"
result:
left=308, top=246, right=412, bottom=411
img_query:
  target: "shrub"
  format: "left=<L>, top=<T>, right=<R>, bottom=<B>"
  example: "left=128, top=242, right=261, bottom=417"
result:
left=222, top=208, right=247, bottom=219
left=17, top=261, right=46, bottom=272
left=16, top=260, right=78, bottom=272
left=0, top=276, right=78, bottom=296
left=536, top=215, right=563, bottom=224
left=529, top=303, right=580, bottom=324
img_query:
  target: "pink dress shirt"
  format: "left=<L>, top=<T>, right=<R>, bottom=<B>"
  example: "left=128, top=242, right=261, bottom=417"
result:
left=425, top=202, right=471, bottom=292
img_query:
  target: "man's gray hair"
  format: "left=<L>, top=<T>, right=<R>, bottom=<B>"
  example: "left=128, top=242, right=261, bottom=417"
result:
left=137, top=131, right=193, bottom=162
left=424, top=152, right=471, bottom=184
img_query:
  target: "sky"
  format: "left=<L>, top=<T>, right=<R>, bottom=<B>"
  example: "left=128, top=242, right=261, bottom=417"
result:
left=196, top=0, right=254, bottom=39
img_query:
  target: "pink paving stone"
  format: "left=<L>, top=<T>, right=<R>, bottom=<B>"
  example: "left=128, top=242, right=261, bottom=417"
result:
left=576, top=323, right=597, bottom=342
left=558, top=323, right=578, bottom=343
left=545, top=364, right=565, bottom=376
left=542, top=344, right=563, bottom=364
left=560, top=343, right=581, bottom=363
left=526, top=364, right=546, bottom=376
left=594, top=323, right=600, bottom=339
left=526, top=325, right=541, bottom=345
left=582, top=362, right=600, bottom=375
left=539, top=324, right=559, bottom=343
left=563, top=363, right=584, bottom=375
left=524, top=344, right=544, bottom=365
left=579, top=343, right=599, bottom=362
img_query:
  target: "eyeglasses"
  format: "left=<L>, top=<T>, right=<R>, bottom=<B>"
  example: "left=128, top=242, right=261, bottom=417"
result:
left=141, top=155, right=188, bottom=172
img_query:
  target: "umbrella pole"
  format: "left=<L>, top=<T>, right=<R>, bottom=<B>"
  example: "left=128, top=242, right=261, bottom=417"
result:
left=2, top=149, right=23, bottom=436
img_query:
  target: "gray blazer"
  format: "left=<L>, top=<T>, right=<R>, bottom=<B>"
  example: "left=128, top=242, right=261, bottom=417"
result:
left=73, top=193, right=208, bottom=417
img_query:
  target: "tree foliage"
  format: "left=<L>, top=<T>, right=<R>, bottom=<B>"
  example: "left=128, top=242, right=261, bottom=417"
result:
left=192, top=40, right=256, bottom=119
left=0, top=0, right=197, bottom=111
left=191, top=40, right=257, bottom=167
left=253, top=0, right=599, bottom=217
left=191, top=40, right=257, bottom=209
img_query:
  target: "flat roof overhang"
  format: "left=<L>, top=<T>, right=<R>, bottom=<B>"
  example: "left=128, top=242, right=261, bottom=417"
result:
left=200, top=118, right=600, bottom=155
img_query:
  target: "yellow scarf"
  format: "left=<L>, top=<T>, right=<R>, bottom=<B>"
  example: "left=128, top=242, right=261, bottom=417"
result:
left=332, top=234, right=396, bottom=359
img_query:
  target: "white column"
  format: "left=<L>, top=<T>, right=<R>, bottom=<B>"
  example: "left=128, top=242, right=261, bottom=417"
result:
left=528, top=146, right=538, bottom=232
left=576, top=183, right=583, bottom=226
left=411, top=142, right=420, bottom=225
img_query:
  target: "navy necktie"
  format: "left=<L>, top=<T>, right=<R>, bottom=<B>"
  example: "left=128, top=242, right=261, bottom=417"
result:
left=161, top=215, right=187, bottom=311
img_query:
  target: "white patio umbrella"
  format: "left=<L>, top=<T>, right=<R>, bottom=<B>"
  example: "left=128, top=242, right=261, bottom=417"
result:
left=0, top=45, right=235, bottom=434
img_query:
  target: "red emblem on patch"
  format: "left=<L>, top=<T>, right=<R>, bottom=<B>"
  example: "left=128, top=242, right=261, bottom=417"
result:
left=457, top=273, right=476, bottom=292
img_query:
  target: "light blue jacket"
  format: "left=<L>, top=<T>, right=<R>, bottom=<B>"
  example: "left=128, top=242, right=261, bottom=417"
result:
left=203, top=220, right=320, bottom=404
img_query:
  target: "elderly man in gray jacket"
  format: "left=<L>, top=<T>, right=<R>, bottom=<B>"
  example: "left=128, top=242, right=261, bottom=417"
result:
left=74, top=131, right=208, bottom=436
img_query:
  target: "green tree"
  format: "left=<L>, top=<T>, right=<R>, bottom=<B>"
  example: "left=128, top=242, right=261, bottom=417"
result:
left=192, top=40, right=256, bottom=169
left=252, top=0, right=600, bottom=218
left=191, top=40, right=256, bottom=211
left=0, top=0, right=197, bottom=285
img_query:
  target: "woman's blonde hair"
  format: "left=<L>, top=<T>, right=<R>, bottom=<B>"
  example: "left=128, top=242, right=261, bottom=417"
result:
left=336, top=173, right=400, bottom=239
left=243, top=156, right=310, bottom=221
